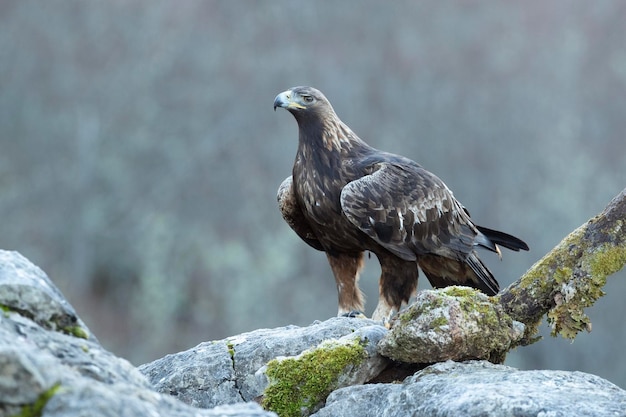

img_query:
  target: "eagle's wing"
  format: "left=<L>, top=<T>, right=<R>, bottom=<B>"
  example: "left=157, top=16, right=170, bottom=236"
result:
left=277, top=176, right=324, bottom=251
left=340, top=161, right=490, bottom=262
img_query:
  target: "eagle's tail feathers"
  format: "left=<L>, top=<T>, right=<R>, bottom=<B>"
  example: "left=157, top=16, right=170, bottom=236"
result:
left=476, top=226, right=529, bottom=252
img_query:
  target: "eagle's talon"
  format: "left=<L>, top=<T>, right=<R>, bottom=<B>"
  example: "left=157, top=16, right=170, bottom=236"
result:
left=341, top=311, right=367, bottom=319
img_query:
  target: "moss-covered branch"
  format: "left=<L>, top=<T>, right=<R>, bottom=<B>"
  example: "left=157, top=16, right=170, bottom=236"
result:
left=497, top=187, right=626, bottom=344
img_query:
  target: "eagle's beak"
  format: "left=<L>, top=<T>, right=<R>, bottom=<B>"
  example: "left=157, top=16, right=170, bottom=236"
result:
left=274, top=90, right=306, bottom=111
left=273, top=90, right=291, bottom=111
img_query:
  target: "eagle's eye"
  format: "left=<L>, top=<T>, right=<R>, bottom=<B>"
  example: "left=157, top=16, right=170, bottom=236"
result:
left=301, top=95, right=314, bottom=104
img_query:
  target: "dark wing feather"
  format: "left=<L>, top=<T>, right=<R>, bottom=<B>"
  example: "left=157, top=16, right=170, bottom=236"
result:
left=340, top=160, right=501, bottom=294
left=340, top=161, right=478, bottom=261
left=277, top=176, right=324, bottom=251
left=419, top=253, right=499, bottom=295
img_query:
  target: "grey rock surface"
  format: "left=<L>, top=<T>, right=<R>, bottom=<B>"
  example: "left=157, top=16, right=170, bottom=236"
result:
left=139, top=317, right=388, bottom=408
left=334, top=325, right=389, bottom=386
left=0, top=250, right=94, bottom=341
left=0, top=250, right=275, bottom=417
left=138, top=338, right=243, bottom=409
left=313, top=361, right=626, bottom=417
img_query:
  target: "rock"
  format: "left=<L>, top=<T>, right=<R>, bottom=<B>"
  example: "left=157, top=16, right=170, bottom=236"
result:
left=259, top=325, right=388, bottom=417
left=139, top=317, right=388, bottom=408
left=44, top=392, right=274, bottom=417
left=378, top=287, right=525, bottom=364
left=230, top=318, right=386, bottom=402
left=0, top=250, right=275, bottom=417
left=313, top=361, right=626, bottom=417
left=138, top=338, right=242, bottom=408
left=0, top=250, right=94, bottom=341
left=2, top=249, right=625, bottom=417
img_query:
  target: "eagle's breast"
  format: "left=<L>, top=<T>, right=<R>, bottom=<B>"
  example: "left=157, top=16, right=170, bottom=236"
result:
left=292, top=146, right=368, bottom=252
left=293, top=151, right=342, bottom=226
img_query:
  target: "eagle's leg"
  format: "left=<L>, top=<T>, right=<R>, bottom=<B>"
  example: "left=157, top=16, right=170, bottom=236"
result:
left=372, top=254, right=418, bottom=326
left=326, top=251, right=365, bottom=317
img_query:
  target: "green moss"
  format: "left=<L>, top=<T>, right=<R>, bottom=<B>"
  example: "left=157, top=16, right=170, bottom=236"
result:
left=226, top=341, right=235, bottom=365
left=262, top=339, right=366, bottom=417
left=497, top=212, right=625, bottom=345
left=430, top=315, right=449, bottom=329
left=503, top=261, right=553, bottom=344
left=553, top=267, right=573, bottom=284
left=398, top=293, right=446, bottom=324
left=60, top=325, right=89, bottom=340
left=397, top=308, right=417, bottom=324
left=387, top=287, right=518, bottom=364
left=442, top=287, right=499, bottom=323
left=589, top=245, right=626, bottom=279
left=0, top=303, right=30, bottom=319
left=443, top=287, right=517, bottom=362
left=0, top=303, right=11, bottom=318
left=546, top=240, right=625, bottom=340
left=0, top=303, right=89, bottom=340
left=441, top=286, right=478, bottom=298
left=11, top=382, right=61, bottom=417
left=501, top=224, right=590, bottom=342
left=440, top=287, right=502, bottom=328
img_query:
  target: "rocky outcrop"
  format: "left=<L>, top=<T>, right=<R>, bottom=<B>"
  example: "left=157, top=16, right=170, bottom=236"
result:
left=314, top=361, right=626, bottom=417
left=138, top=317, right=387, bottom=409
left=0, top=250, right=275, bottom=417
left=2, top=249, right=626, bottom=417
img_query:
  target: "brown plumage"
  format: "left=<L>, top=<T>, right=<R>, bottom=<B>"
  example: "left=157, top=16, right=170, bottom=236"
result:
left=274, top=86, right=529, bottom=324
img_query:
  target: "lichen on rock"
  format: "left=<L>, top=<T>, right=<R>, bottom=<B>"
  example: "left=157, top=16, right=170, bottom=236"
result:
left=378, top=287, right=524, bottom=364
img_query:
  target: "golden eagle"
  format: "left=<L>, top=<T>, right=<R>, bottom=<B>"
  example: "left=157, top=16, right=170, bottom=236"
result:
left=274, top=86, right=528, bottom=324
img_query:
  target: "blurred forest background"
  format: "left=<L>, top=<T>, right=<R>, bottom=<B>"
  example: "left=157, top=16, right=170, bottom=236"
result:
left=2, top=1, right=626, bottom=387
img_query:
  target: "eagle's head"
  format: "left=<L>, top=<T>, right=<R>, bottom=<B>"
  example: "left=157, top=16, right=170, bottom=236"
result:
left=273, top=86, right=335, bottom=122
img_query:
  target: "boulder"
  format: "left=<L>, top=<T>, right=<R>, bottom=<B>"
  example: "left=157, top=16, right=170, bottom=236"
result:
left=139, top=317, right=388, bottom=408
left=0, top=250, right=275, bottom=417
left=258, top=325, right=388, bottom=416
left=0, top=250, right=93, bottom=341
left=378, top=287, right=525, bottom=364
left=313, top=361, right=626, bottom=417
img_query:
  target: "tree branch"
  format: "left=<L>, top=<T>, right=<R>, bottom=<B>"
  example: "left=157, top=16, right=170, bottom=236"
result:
left=498, top=187, right=626, bottom=344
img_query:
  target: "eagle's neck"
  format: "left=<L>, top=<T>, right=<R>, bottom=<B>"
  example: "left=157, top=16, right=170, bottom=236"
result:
left=293, top=113, right=373, bottom=204
left=295, top=113, right=367, bottom=158
left=291, top=112, right=374, bottom=224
